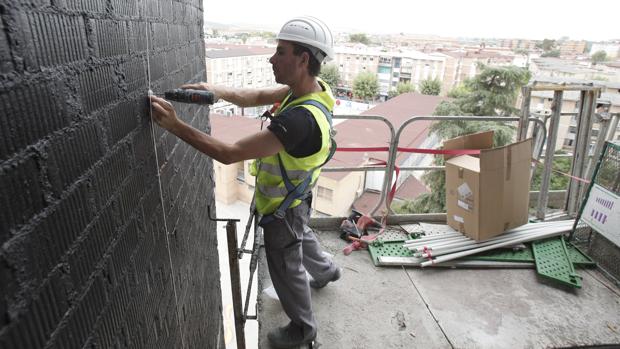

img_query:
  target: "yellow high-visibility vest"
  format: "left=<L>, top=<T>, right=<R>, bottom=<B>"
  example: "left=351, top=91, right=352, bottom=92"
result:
left=250, top=78, right=334, bottom=215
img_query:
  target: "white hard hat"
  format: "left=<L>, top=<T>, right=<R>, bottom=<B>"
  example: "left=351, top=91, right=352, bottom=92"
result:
left=276, top=16, right=334, bottom=62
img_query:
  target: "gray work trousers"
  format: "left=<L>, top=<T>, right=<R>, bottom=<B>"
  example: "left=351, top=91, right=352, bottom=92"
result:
left=262, top=199, right=336, bottom=334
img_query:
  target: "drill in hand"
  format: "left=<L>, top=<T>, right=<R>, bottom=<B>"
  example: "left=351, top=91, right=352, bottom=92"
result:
left=163, top=88, right=215, bottom=105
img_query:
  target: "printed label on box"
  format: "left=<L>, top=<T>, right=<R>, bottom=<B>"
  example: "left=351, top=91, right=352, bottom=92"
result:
left=457, top=182, right=473, bottom=211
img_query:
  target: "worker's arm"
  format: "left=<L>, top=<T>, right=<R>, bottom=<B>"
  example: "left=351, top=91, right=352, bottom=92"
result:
left=150, top=96, right=283, bottom=164
left=180, top=82, right=289, bottom=108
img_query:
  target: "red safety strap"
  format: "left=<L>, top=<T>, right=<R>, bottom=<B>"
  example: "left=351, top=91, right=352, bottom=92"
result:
left=532, top=158, right=590, bottom=184
left=336, top=147, right=481, bottom=155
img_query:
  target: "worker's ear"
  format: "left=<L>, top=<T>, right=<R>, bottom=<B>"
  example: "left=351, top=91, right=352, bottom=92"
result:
left=300, top=51, right=309, bottom=66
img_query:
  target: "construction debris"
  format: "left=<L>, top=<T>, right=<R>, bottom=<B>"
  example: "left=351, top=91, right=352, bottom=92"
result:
left=367, top=220, right=596, bottom=288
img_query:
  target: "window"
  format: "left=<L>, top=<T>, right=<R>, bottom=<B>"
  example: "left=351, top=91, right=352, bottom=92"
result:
left=317, top=186, right=333, bottom=201
left=236, top=167, right=245, bottom=182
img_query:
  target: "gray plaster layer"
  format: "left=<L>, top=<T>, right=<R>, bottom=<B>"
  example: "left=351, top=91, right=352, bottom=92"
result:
left=257, top=225, right=620, bottom=349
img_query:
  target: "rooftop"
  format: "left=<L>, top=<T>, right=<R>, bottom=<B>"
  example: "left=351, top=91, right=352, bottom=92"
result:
left=205, top=44, right=274, bottom=58
left=325, top=92, right=449, bottom=180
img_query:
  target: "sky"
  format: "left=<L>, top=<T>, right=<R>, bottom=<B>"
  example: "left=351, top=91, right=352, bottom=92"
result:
left=204, top=0, right=619, bottom=41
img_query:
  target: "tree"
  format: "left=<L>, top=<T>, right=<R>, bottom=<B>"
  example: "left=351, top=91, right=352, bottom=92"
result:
left=319, top=64, right=340, bottom=92
left=398, top=65, right=531, bottom=213
left=591, top=50, right=607, bottom=64
left=458, top=64, right=531, bottom=116
left=530, top=152, right=571, bottom=191
left=352, top=72, right=379, bottom=102
left=349, top=33, right=370, bottom=45
left=536, top=39, right=557, bottom=52
left=541, top=49, right=560, bottom=57
left=388, top=82, right=415, bottom=98
left=419, top=78, right=442, bottom=95
left=447, top=84, right=469, bottom=99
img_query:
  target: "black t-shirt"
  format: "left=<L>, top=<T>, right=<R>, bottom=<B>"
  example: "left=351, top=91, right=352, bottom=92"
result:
left=267, top=106, right=323, bottom=158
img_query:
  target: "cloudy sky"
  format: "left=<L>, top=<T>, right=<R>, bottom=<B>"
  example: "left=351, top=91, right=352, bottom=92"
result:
left=204, top=0, right=619, bottom=41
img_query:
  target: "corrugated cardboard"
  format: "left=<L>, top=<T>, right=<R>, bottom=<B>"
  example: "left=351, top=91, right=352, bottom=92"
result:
left=445, top=131, right=532, bottom=241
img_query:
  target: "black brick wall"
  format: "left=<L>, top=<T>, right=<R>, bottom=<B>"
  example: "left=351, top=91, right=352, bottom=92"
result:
left=0, top=0, right=224, bottom=348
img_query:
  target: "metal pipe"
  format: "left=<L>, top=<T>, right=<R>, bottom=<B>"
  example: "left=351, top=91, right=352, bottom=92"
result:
left=406, top=236, right=472, bottom=250
left=416, top=227, right=568, bottom=258
left=403, top=232, right=464, bottom=244
left=382, top=116, right=546, bottom=216
left=420, top=227, right=572, bottom=267
left=332, top=114, right=396, bottom=217
left=225, top=220, right=245, bottom=349
left=536, top=90, right=563, bottom=220
left=415, top=222, right=574, bottom=254
left=404, top=221, right=572, bottom=248
left=519, top=86, right=532, bottom=141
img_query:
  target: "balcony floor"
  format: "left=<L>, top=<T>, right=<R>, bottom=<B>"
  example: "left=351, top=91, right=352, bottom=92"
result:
left=256, top=222, right=620, bottom=349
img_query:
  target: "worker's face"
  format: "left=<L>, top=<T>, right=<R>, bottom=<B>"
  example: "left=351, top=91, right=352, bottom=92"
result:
left=269, top=40, right=307, bottom=85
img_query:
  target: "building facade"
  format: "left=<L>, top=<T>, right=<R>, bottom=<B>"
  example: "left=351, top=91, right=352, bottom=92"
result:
left=205, top=44, right=276, bottom=116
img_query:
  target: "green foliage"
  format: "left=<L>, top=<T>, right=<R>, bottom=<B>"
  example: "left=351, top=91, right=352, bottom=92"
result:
left=513, top=48, right=529, bottom=56
left=541, top=49, right=560, bottom=57
left=537, top=39, right=557, bottom=51
left=388, top=82, right=415, bottom=98
left=402, top=64, right=530, bottom=213
left=530, top=153, right=571, bottom=190
left=260, top=31, right=276, bottom=39
left=592, top=75, right=609, bottom=81
left=352, top=72, right=379, bottom=101
left=591, top=50, right=608, bottom=63
left=446, top=84, right=470, bottom=99
left=419, top=78, right=442, bottom=95
left=349, top=33, right=370, bottom=45
left=319, top=64, right=340, bottom=92
left=458, top=64, right=531, bottom=116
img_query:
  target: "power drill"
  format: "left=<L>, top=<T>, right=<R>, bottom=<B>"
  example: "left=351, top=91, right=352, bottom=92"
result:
left=163, top=88, right=215, bottom=105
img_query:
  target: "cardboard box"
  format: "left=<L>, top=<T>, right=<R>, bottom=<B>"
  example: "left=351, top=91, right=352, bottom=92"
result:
left=444, top=131, right=532, bottom=241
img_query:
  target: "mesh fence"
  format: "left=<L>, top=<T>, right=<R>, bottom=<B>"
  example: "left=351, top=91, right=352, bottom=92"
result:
left=573, top=141, right=620, bottom=284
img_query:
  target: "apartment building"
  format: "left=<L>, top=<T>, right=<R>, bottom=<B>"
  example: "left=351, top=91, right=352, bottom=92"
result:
left=496, top=38, right=538, bottom=51
left=333, top=46, right=446, bottom=99
left=558, top=40, right=587, bottom=57
left=529, top=79, right=620, bottom=150
left=440, top=49, right=515, bottom=93
left=530, top=57, right=618, bottom=81
left=205, top=44, right=275, bottom=116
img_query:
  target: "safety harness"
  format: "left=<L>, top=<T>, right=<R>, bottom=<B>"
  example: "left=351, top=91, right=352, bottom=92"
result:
left=258, top=99, right=337, bottom=226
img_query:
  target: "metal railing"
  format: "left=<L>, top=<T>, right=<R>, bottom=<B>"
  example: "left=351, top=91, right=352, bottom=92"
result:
left=321, top=114, right=547, bottom=216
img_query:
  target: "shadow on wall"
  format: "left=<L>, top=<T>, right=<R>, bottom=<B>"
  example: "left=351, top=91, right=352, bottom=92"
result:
left=0, top=0, right=224, bottom=348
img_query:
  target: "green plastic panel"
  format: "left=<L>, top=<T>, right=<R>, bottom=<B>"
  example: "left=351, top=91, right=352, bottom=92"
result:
left=368, top=233, right=596, bottom=270
left=532, top=237, right=582, bottom=288
left=368, top=240, right=415, bottom=266
left=464, top=242, right=596, bottom=267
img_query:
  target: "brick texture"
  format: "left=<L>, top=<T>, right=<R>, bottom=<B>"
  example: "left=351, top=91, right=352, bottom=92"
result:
left=0, top=1, right=223, bottom=348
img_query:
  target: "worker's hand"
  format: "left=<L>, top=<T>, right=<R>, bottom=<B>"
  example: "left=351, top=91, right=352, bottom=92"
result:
left=150, top=96, right=182, bottom=132
left=180, top=82, right=221, bottom=102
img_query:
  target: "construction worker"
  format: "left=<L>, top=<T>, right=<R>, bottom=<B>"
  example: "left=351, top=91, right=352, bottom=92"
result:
left=150, top=16, right=341, bottom=348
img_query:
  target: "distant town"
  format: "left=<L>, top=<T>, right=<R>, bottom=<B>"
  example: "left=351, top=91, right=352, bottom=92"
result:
left=204, top=22, right=620, bottom=217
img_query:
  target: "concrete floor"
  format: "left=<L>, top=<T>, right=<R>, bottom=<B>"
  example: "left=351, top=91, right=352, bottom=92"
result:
left=257, top=224, right=620, bottom=349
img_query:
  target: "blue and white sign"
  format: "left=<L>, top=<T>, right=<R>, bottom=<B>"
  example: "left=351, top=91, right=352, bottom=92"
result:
left=582, top=184, right=620, bottom=247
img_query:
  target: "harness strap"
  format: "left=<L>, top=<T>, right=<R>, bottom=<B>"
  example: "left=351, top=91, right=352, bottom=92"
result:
left=259, top=99, right=336, bottom=226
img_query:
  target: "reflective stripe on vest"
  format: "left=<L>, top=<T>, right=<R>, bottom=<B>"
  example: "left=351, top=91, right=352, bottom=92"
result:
left=257, top=162, right=310, bottom=181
